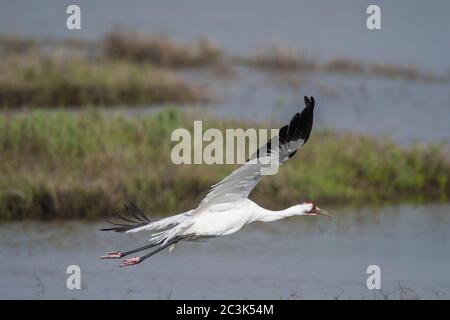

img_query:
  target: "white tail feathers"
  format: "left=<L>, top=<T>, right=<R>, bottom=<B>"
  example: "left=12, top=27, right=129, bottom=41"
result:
left=126, top=212, right=193, bottom=245
left=126, top=212, right=188, bottom=233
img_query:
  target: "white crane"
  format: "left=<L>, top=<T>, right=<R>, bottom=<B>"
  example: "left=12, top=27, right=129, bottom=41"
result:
left=100, top=96, right=331, bottom=267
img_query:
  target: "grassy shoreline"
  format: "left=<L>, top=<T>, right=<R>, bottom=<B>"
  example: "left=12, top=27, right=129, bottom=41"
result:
left=0, top=109, right=449, bottom=220
left=235, top=44, right=446, bottom=82
left=0, top=55, right=211, bottom=108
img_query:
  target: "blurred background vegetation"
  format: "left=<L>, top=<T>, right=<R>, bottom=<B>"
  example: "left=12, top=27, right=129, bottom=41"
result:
left=0, top=30, right=449, bottom=220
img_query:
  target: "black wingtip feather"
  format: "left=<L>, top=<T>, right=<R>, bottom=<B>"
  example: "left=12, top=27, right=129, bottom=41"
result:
left=304, top=96, right=315, bottom=109
left=245, top=95, right=315, bottom=161
left=286, top=95, right=315, bottom=144
left=100, top=201, right=152, bottom=233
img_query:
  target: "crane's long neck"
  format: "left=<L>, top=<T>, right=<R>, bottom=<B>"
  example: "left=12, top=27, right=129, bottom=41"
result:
left=253, top=204, right=303, bottom=222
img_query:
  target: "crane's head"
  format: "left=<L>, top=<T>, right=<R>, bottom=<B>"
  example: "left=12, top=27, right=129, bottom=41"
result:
left=301, top=202, right=332, bottom=217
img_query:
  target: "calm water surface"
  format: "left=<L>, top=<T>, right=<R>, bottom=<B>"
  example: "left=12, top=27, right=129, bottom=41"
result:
left=184, top=68, right=450, bottom=144
left=1, top=204, right=449, bottom=299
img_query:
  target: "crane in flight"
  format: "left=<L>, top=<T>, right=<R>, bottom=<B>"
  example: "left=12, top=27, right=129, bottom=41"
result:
left=100, top=96, right=331, bottom=267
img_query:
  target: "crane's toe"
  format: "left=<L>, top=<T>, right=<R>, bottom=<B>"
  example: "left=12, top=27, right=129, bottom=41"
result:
left=100, top=251, right=123, bottom=259
left=119, top=257, right=141, bottom=267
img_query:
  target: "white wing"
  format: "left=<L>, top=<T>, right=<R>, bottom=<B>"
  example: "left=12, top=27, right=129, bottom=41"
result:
left=196, top=96, right=315, bottom=210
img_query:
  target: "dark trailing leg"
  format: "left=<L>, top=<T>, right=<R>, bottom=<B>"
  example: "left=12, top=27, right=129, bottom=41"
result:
left=100, top=242, right=159, bottom=259
left=119, top=235, right=190, bottom=267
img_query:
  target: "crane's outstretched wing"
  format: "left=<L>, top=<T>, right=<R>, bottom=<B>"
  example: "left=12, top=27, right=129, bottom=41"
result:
left=197, top=96, right=315, bottom=209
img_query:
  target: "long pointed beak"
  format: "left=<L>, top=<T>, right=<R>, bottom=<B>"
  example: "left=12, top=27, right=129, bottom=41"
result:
left=316, top=207, right=333, bottom=217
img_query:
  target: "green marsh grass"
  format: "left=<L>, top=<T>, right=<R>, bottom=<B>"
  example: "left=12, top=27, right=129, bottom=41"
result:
left=0, top=109, right=449, bottom=220
left=0, top=54, right=210, bottom=108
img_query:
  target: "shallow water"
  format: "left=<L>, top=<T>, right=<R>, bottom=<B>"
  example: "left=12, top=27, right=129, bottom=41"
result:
left=2, top=0, right=450, bottom=71
left=1, top=203, right=449, bottom=299
left=184, top=68, right=450, bottom=145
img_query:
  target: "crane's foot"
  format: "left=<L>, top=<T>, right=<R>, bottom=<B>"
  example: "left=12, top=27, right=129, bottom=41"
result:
left=119, top=257, right=141, bottom=267
left=100, top=251, right=123, bottom=259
